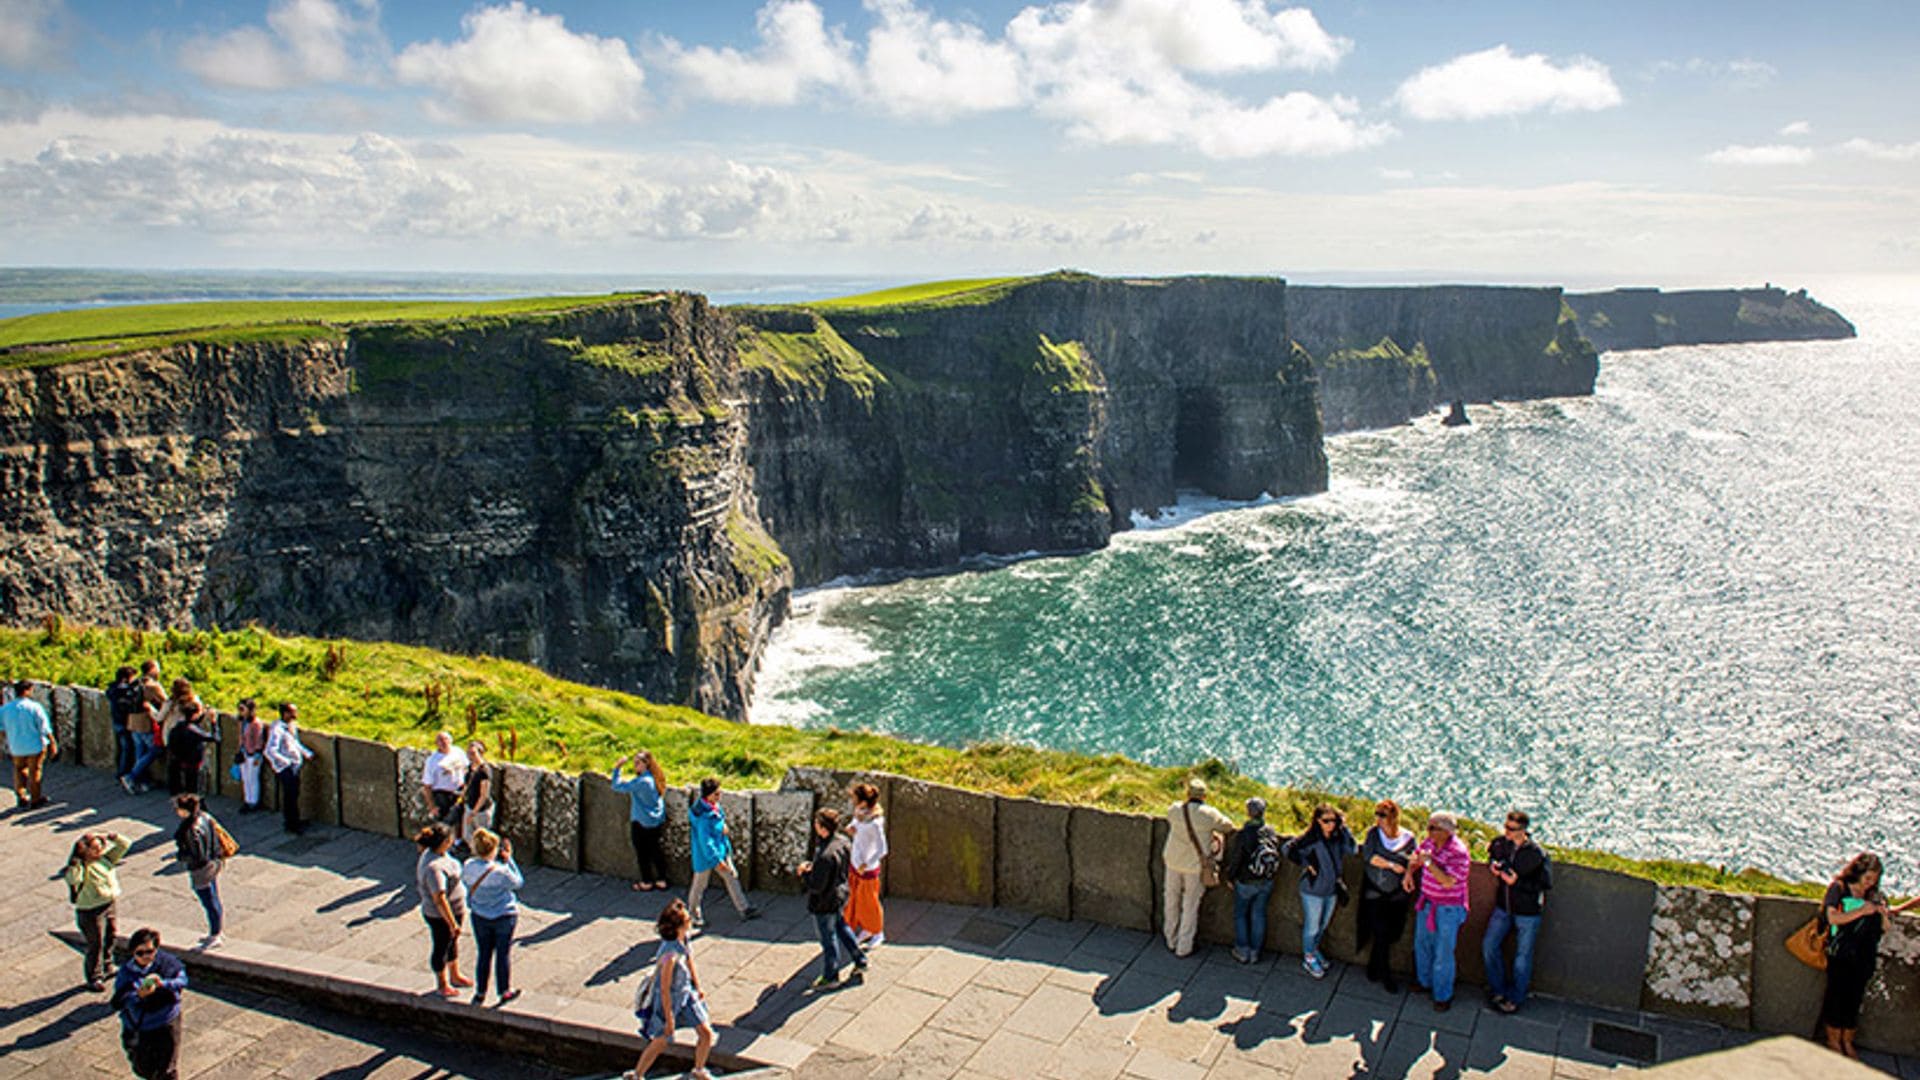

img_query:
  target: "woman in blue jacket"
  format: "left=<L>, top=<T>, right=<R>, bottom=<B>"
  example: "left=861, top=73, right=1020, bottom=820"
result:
left=611, top=750, right=669, bottom=891
left=688, top=777, right=758, bottom=929
left=1286, top=804, right=1356, bottom=980
left=113, top=927, right=188, bottom=1080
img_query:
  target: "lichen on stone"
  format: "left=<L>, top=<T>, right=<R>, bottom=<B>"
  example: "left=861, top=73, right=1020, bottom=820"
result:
left=1643, top=886, right=1755, bottom=1010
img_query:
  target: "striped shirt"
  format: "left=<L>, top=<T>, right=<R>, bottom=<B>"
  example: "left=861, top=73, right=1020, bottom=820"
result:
left=1417, top=835, right=1472, bottom=910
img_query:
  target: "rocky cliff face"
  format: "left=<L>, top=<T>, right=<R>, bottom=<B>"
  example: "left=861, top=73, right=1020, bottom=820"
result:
left=0, top=297, right=790, bottom=719
left=744, top=275, right=1325, bottom=584
left=1289, top=285, right=1599, bottom=432
left=1565, top=286, right=1856, bottom=352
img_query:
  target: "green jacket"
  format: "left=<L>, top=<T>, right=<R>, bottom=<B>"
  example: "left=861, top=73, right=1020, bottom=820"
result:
left=64, top=835, right=130, bottom=910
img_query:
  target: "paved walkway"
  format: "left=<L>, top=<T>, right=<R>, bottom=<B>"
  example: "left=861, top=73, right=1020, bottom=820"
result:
left=4, top=764, right=1912, bottom=1080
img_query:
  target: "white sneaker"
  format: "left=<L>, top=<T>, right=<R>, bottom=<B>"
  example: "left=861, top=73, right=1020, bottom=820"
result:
left=860, top=932, right=884, bottom=948
left=119, top=777, right=135, bottom=795
left=197, top=934, right=223, bottom=950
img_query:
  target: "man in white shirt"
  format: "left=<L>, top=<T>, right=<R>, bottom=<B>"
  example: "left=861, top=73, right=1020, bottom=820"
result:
left=1162, top=777, right=1235, bottom=957
left=421, top=730, right=469, bottom=826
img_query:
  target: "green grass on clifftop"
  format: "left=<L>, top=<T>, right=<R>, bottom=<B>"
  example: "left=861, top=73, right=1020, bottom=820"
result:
left=0, top=295, right=644, bottom=367
left=811, top=277, right=1029, bottom=311
left=0, top=623, right=1825, bottom=898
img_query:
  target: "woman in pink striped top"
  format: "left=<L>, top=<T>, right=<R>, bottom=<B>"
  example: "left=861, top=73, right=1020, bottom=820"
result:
left=1404, top=811, right=1472, bottom=1011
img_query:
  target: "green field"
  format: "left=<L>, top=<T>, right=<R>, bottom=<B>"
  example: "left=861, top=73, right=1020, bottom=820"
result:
left=0, top=622, right=1827, bottom=898
left=0, top=295, right=640, bottom=356
left=810, top=276, right=1029, bottom=311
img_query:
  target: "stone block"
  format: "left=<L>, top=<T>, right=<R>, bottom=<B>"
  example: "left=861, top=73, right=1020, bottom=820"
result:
left=1069, top=807, right=1153, bottom=931
left=1750, top=895, right=1826, bottom=1039
left=780, top=766, right=895, bottom=826
left=76, top=687, right=113, bottom=771
left=719, top=789, right=754, bottom=888
left=994, top=796, right=1071, bottom=920
left=336, top=736, right=400, bottom=837
left=395, top=746, right=433, bottom=833
left=888, top=777, right=994, bottom=907
left=1641, top=885, right=1755, bottom=1029
left=1860, top=909, right=1920, bottom=1056
left=297, top=731, right=339, bottom=826
left=50, top=685, right=79, bottom=760
left=494, top=763, right=542, bottom=863
left=579, top=772, right=631, bottom=879
left=538, top=769, right=581, bottom=871
left=215, top=712, right=244, bottom=803
left=750, top=789, right=812, bottom=894
left=1530, top=861, right=1656, bottom=1011
left=662, top=785, right=693, bottom=885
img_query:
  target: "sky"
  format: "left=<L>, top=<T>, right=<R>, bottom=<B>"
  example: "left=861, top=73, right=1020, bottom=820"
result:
left=0, top=0, right=1916, bottom=283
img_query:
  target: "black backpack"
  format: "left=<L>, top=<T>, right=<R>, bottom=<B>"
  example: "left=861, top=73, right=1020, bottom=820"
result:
left=1232, top=825, right=1281, bottom=882
left=106, top=680, right=142, bottom=725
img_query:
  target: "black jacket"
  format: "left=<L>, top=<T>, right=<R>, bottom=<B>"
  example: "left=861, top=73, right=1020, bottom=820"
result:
left=804, top=832, right=853, bottom=914
left=174, top=813, right=218, bottom=871
left=1488, top=836, right=1548, bottom=915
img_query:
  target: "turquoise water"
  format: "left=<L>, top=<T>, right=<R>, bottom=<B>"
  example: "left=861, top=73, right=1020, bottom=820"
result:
left=755, top=279, right=1920, bottom=888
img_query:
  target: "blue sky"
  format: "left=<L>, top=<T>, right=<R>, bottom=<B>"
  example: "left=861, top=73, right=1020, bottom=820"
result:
left=1, top=0, right=1916, bottom=281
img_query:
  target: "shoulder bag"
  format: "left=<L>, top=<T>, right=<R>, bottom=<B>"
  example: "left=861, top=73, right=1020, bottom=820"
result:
left=1183, top=805, right=1223, bottom=888
left=212, top=819, right=240, bottom=859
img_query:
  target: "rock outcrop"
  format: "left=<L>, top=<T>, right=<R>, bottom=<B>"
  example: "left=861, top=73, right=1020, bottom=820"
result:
left=1289, top=285, right=1599, bottom=433
left=1565, top=286, right=1855, bottom=352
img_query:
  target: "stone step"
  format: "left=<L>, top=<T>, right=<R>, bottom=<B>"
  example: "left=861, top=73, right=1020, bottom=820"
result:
left=54, top=921, right=813, bottom=1077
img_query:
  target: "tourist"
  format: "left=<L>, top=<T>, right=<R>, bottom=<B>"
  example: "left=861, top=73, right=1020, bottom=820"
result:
left=414, top=821, right=472, bottom=997
left=1819, top=852, right=1919, bottom=1057
left=458, top=740, right=494, bottom=852
left=1405, top=811, right=1472, bottom=1011
left=461, top=827, right=524, bottom=1007
left=106, top=666, right=142, bottom=794
left=1161, top=777, right=1235, bottom=957
left=1226, top=796, right=1281, bottom=964
left=112, top=927, right=188, bottom=1080
left=172, top=794, right=227, bottom=949
left=798, top=807, right=867, bottom=987
left=263, top=703, right=314, bottom=834
left=1357, top=799, right=1416, bottom=991
left=624, top=899, right=714, bottom=1080
left=156, top=679, right=212, bottom=795
left=64, top=830, right=130, bottom=990
left=1, top=679, right=55, bottom=809
left=127, top=660, right=167, bottom=792
left=1287, top=804, right=1356, bottom=979
left=688, top=777, right=757, bottom=928
left=234, top=699, right=269, bottom=813
left=844, top=782, right=888, bottom=948
left=1482, top=810, right=1550, bottom=1013
left=611, top=750, right=669, bottom=891
left=421, top=730, right=468, bottom=827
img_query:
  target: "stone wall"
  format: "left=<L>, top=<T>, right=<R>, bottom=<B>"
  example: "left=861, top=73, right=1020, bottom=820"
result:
left=22, top=676, right=1920, bottom=1056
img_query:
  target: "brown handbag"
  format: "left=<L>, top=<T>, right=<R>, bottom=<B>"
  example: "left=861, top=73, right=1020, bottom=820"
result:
left=1784, top=917, right=1827, bottom=971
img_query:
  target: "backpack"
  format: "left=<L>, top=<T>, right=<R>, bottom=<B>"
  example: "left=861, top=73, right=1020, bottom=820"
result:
left=1536, top=845, right=1553, bottom=892
left=1234, top=825, right=1281, bottom=882
left=632, top=964, right=658, bottom=1019
left=106, top=681, right=143, bottom=725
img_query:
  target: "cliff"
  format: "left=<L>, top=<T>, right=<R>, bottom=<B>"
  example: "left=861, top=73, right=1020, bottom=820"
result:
left=745, top=275, right=1324, bottom=583
left=1565, top=286, right=1855, bottom=352
left=1288, top=285, right=1599, bottom=432
left=0, top=297, right=790, bottom=720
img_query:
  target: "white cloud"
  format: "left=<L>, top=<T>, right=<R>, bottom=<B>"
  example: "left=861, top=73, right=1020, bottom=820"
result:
left=861, top=0, right=1024, bottom=118
left=179, top=0, right=381, bottom=90
left=394, top=2, right=645, bottom=124
left=1703, top=143, right=1814, bottom=166
left=1778, top=120, right=1811, bottom=138
left=1395, top=45, right=1621, bottom=121
left=1377, top=167, right=1413, bottom=181
left=1839, top=137, right=1920, bottom=162
left=1648, top=57, right=1776, bottom=88
left=0, top=0, right=64, bottom=69
left=660, top=0, right=856, bottom=106
left=1008, top=0, right=1385, bottom=157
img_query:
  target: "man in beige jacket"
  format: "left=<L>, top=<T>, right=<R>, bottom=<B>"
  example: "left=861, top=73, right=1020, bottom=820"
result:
left=1162, top=778, right=1236, bottom=956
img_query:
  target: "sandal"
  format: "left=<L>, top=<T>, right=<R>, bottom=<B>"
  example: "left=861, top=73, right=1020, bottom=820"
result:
left=632, top=882, right=652, bottom=892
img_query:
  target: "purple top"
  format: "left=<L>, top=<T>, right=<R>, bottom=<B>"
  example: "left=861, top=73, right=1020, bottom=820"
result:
left=1416, top=834, right=1472, bottom=911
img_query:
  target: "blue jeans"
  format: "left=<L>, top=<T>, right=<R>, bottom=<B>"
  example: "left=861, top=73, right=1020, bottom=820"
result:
left=1234, top=880, right=1273, bottom=956
left=471, top=913, right=517, bottom=999
left=193, top=881, right=223, bottom=936
left=1481, top=908, right=1541, bottom=1005
left=813, top=912, right=865, bottom=981
left=113, top=728, right=134, bottom=780
left=128, top=732, right=163, bottom=786
left=1300, top=890, right=1337, bottom=963
left=1413, top=903, right=1467, bottom=1003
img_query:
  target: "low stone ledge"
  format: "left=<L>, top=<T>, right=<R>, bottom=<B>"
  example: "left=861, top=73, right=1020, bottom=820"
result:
left=52, top=922, right=813, bottom=1075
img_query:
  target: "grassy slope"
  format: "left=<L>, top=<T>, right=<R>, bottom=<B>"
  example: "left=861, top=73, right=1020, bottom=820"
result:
left=810, top=277, right=1029, bottom=311
left=1, top=624, right=1822, bottom=898
left=0, top=295, right=645, bottom=368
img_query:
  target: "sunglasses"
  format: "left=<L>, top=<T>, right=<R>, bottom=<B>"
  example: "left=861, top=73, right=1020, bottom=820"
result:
left=1374, top=811, right=1390, bottom=818
left=1318, top=818, right=1336, bottom=825
left=1504, top=822, right=1523, bottom=832
left=132, top=948, right=156, bottom=959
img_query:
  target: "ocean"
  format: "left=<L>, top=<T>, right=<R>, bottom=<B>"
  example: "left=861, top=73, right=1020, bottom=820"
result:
left=754, top=277, right=1920, bottom=889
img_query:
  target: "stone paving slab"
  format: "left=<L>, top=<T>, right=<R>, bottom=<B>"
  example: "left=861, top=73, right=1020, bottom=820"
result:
left=6, top=765, right=1920, bottom=1080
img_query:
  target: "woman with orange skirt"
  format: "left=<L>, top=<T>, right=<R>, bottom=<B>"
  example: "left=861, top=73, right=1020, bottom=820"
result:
left=844, top=783, right=888, bottom=947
